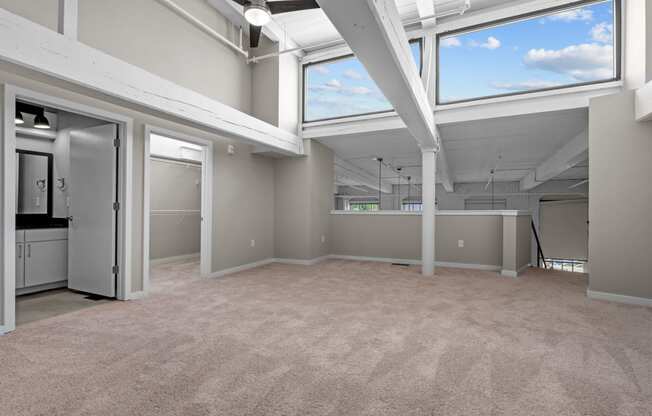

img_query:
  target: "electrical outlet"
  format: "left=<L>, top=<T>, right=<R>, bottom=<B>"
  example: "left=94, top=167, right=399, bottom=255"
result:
left=458, top=240, right=465, bottom=248
left=321, top=235, right=326, bottom=243
left=250, top=239, right=255, bottom=248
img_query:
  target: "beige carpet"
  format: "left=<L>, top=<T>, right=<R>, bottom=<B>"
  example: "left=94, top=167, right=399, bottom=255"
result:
left=1, top=260, right=651, bottom=416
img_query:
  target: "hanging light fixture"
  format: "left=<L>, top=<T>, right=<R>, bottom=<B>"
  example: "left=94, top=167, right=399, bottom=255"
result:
left=33, top=112, right=51, bottom=129
left=244, top=1, right=271, bottom=26
left=15, top=110, right=24, bottom=125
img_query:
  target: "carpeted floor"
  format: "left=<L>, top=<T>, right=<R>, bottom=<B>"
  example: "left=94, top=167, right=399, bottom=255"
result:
left=1, top=260, right=651, bottom=416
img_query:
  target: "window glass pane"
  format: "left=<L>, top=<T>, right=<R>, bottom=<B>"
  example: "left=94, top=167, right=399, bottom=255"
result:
left=438, top=0, right=616, bottom=104
left=304, top=41, right=421, bottom=122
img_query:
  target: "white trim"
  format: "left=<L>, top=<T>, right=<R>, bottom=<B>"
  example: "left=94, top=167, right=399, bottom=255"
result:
left=143, top=125, right=214, bottom=296
left=150, top=253, right=200, bottom=266
left=635, top=81, right=652, bottom=121
left=208, top=258, right=276, bottom=279
left=16, top=281, right=67, bottom=296
left=330, top=209, right=531, bottom=217
left=501, top=263, right=531, bottom=278
left=329, top=255, right=501, bottom=271
left=126, top=291, right=148, bottom=301
left=0, top=8, right=302, bottom=155
left=57, top=0, right=78, bottom=40
left=587, top=290, right=652, bottom=307
left=2, top=84, right=134, bottom=333
left=0, top=325, right=6, bottom=335
left=273, top=256, right=330, bottom=266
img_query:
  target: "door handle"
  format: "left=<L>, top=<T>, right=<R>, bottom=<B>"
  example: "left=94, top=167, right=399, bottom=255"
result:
left=27, top=244, right=31, bottom=258
left=67, top=216, right=74, bottom=224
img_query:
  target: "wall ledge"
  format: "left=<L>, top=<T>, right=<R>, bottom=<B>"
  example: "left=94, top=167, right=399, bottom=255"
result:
left=330, top=210, right=531, bottom=217
left=587, top=290, right=652, bottom=307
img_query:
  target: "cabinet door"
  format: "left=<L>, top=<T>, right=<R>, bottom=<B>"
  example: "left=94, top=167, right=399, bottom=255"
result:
left=16, top=243, right=25, bottom=289
left=25, top=240, right=68, bottom=287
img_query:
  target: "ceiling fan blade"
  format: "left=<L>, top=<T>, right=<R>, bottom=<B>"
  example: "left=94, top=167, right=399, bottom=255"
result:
left=268, top=0, right=320, bottom=14
left=231, top=0, right=248, bottom=5
left=250, top=24, right=262, bottom=48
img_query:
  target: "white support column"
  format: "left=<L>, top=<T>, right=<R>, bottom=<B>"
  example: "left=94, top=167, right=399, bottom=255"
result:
left=421, top=149, right=436, bottom=276
left=58, top=0, right=78, bottom=40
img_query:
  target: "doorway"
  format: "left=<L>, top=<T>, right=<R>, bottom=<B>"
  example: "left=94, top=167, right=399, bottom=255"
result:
left=143, top=126, right=213, bottom=293
left=2, top=85, right=133, bottom=333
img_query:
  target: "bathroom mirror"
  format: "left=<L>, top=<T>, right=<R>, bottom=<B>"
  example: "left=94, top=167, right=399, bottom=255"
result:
left=16, top=150, right=52, bottom=216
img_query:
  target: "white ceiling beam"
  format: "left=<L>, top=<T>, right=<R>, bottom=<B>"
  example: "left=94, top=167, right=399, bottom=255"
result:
left=435, top=84, right=621, bottom=125
left=317, top=0, right=438, bottom=151
left=0, top=9, right=303, bottom=155
left=415, top=0, right=436, bottom=27
left=635, top=81, right=652, bottom=121
left=58, top=0, right=78, bottom=40
left=335, top=156, right=392, bottom=194
left=435, top=127, right=454, bottom=192
left=520, top=129, right=588, bottom=191
left=206, top=0, right=301, bottom=51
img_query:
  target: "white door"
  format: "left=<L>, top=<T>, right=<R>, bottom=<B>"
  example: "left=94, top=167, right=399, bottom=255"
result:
left=68, top=124, right=118, bottom=297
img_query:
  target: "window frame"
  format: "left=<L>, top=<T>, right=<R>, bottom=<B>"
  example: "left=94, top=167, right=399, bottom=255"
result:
left=302, top=38, right=423, bottom=124
left=436, top=0, right=622, bottom=106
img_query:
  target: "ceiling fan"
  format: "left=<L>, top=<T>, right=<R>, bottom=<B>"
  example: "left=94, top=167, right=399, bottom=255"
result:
left=232, top=0, right=320, bottom=48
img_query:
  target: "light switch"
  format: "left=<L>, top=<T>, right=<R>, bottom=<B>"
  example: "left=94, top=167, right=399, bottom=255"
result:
left=321, top=235, right=326, bottom=243
left=250, top=239, right=256, bottom=247
left=458, top=240, right=464, bottom=248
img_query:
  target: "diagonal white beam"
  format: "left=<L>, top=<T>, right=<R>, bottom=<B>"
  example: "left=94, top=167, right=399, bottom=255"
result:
left=317, top=0, right=438, bottom=151
left=335, top=156, right=393, bottom=194
left=520, top=129, right=588, bottom=191
left=0, top=8, right=303, bottom=155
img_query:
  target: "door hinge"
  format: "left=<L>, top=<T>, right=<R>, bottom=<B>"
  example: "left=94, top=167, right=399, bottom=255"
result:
left=113, top=201, right=120, bottom=211
left=114, top=137, right=121, bottom=148
left=112, top=265, right=119, bottom=274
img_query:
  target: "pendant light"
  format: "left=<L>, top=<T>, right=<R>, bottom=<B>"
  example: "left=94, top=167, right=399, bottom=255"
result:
left=15, top=110, right=24, bottom=125
left=244, top=2, right=271, bottom=26
left=33, top=112, right=51, bottom=129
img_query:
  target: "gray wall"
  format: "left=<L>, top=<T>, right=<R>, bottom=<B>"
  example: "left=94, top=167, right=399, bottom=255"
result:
left=149, top=159, right=201, bottom=260
left=0, top=0, right=59, bottom=31
left=330, top=213, right=508, bottom=268
left=588, top=90, right=652, bottom=300
left=539, top=200, right=588, bottom=260
left=274, top=140, right=334, bottom=260
left=78, top=0, right=252, bottom=112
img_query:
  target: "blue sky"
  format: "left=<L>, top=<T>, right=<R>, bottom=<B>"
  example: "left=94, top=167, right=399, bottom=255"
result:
left=439, top=0, right=615, bottom=102
left=304, top=42, right=421, bottom=122
left=304, top=0, right=615, bottom=121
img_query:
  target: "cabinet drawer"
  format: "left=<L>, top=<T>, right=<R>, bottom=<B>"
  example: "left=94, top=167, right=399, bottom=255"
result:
left=25, top=240, right=68, bottom=287
left=25, top=228, right=68, bottom=242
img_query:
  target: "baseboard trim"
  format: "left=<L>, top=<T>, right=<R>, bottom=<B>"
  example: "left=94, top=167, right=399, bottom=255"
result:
left=150, top=253, right=200, bottom=266
left=329, top=255, right=501, bottom=271
left=587, top=290, right=652, bottom=307
left=329, top=254, right=421, bottom=265
left=273, top=256, right=330, bottom=266
left=208, top=258, right=276, bottom=279
left=0, top=325, right=7, bottom=335
left=16, top=280, right=67, bottom=296
left=501, top=263, right=531, bottom=278
left=127, top=291, right=148, bottom=300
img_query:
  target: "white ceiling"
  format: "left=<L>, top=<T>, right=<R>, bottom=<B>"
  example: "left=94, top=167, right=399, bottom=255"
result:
left=317, top=108, right=589, bottom=187
left=271, top=0, right=519, bottom=48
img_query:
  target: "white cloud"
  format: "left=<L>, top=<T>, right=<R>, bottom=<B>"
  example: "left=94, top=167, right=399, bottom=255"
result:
left=326, top=79, right=342, bottom=89
left=343, top=69, right=364, bottom=80
left=312, top=65, right=329, bottom=75
left=470, top=36, right=501, bottom=50
left=348, top=86, right=372, bottom=95
left=491, top=80, right=562, bottom=91
left=523, top=43, right=614, bottom=82
left=547, top=8, right=593, bottom=22
left=590, top=22, right=613, bottom=43
left=441, top=37, right=461, bottom=48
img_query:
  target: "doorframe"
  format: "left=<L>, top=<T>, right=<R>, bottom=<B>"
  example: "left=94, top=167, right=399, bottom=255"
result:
left=2, top=84, right=134, bottom=333
left=142, top=125, right=213, bottom=293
